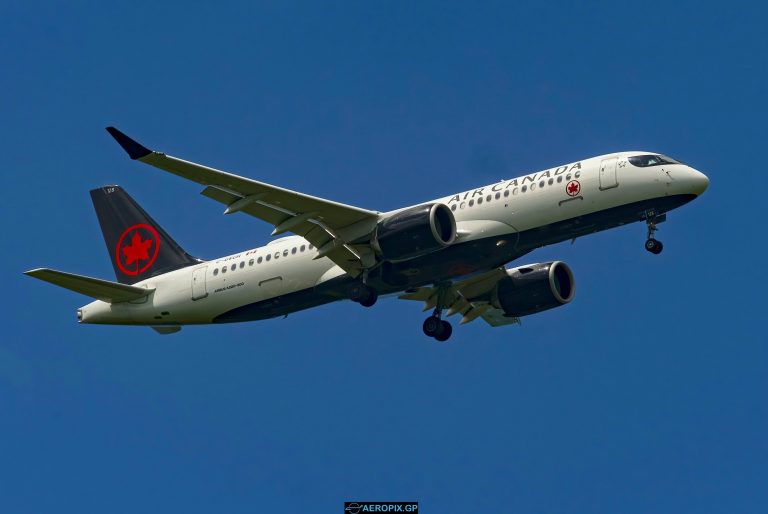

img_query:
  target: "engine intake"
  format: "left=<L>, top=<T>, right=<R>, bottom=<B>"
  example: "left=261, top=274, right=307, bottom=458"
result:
left=374, top=203, right=456, bottom=262
left=494, top=261, right=575, bottom=317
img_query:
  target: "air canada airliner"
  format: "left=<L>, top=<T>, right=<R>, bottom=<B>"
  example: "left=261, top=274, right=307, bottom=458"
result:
left=26, top=128, right=709, bottom=340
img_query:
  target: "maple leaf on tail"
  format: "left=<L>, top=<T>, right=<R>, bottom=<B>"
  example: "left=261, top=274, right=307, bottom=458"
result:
left=123, top=232, right=153, bottom=266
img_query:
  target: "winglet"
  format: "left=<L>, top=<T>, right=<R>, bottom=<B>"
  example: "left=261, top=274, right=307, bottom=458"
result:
left=106, top=126, right=152, bottom=160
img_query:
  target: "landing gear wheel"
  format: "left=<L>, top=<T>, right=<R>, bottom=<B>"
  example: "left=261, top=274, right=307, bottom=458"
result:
left=434, top=320, right=453, bottom=342
left=359, top=289, right=378, bottom=307
left=348, top=284, right=378, bottom=307
left=645, top=238, right=663, bottom=255
left=423, top=316, right=442, bottom=337
left=423, top=317, right=453, bottom=341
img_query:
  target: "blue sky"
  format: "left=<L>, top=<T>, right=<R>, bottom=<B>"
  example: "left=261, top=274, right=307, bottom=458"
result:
left=2, top=1, right=766, bottom=512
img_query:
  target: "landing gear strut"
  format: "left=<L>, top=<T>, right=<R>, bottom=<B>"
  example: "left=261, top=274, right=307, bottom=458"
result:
left=644, top=211, right=665, bottom=255
left=348, top=283, right=378, bottom=307
left=422, top=285, right=453, bottom=341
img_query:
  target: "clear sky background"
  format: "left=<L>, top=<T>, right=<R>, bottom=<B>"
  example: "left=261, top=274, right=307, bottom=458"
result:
left=1, top=1, right=766, bottom=512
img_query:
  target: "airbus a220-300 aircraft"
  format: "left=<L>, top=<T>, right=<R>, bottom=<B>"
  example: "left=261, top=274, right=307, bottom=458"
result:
left=26, top=128, right=709, bottom=340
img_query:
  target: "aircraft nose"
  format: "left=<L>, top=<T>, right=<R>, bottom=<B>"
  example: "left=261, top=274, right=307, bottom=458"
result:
left=688, top=167, right=709, bottom=195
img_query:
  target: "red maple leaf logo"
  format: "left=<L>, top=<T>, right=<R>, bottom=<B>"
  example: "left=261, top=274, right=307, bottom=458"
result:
left=566, top=181, right=581, bottom=196
left=123, top=232, right=153, bottom=267
left=115, top=224, right=161, bottom=276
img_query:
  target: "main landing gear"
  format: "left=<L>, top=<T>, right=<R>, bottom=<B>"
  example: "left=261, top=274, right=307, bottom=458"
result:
left=423, top=312, right=452, bottom=342
left=644, top=211, right=666, bottom=255
left=422, top=283, right=453, bottom=341
left=348, top=283, right=378, bottom=307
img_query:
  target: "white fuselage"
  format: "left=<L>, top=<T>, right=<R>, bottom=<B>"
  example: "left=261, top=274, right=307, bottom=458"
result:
left=78, top=152, right=709, bottom=326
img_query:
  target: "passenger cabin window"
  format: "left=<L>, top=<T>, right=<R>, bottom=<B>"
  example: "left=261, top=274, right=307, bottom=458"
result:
left=628, top=154, right=682, bottom=167
left=213, top=268, right=219, bottom=276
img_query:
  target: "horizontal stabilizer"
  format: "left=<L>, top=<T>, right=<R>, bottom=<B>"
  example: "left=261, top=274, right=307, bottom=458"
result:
left=24, top=268, right=154, bottom=303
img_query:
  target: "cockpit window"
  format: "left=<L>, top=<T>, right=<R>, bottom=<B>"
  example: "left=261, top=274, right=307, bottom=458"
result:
left=628, top=154, right=683, bottom=167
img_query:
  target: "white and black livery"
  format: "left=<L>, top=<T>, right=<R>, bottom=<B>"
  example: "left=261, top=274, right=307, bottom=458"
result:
left=26, top=128, right=709, bottom=340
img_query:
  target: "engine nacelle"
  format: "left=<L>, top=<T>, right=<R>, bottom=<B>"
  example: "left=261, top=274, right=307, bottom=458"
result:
left=374, top=203, right=456, bottom=262
left=493, top=261, right=575, bottom=317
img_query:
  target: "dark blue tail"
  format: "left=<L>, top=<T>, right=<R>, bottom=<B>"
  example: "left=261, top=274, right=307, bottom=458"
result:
left=90, top=185, right=199, bottom=284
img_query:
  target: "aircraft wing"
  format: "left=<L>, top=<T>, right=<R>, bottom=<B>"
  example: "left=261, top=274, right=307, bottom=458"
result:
left=106, top=127, right=380, bottom=276
left=398, top=268, right=521, bottom=327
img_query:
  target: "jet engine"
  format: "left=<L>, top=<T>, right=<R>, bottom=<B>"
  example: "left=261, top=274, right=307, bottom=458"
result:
left=493, top=261, right=575, bottom=317
left=373, top=203, right=456, bottom=262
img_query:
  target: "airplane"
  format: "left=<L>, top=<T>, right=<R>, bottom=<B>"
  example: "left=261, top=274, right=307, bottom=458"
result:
left=25, top=127, right=709, bottom=340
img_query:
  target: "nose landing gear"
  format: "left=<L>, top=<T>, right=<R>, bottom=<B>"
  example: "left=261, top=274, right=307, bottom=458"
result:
left=644, top=210, right=666, bottom=255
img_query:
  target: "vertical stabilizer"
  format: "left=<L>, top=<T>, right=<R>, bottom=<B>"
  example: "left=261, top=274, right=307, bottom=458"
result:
left=90, top=185, right=199, bottom=284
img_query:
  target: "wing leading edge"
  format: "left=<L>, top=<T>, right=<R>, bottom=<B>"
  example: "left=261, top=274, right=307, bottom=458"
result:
left=106, top=127, right=380, bottom=276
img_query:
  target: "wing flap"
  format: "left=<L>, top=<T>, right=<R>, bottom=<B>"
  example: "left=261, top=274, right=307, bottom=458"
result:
left=25, top=268, right=154, bottom=303
left=201, top=185, right=287, bottom=226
